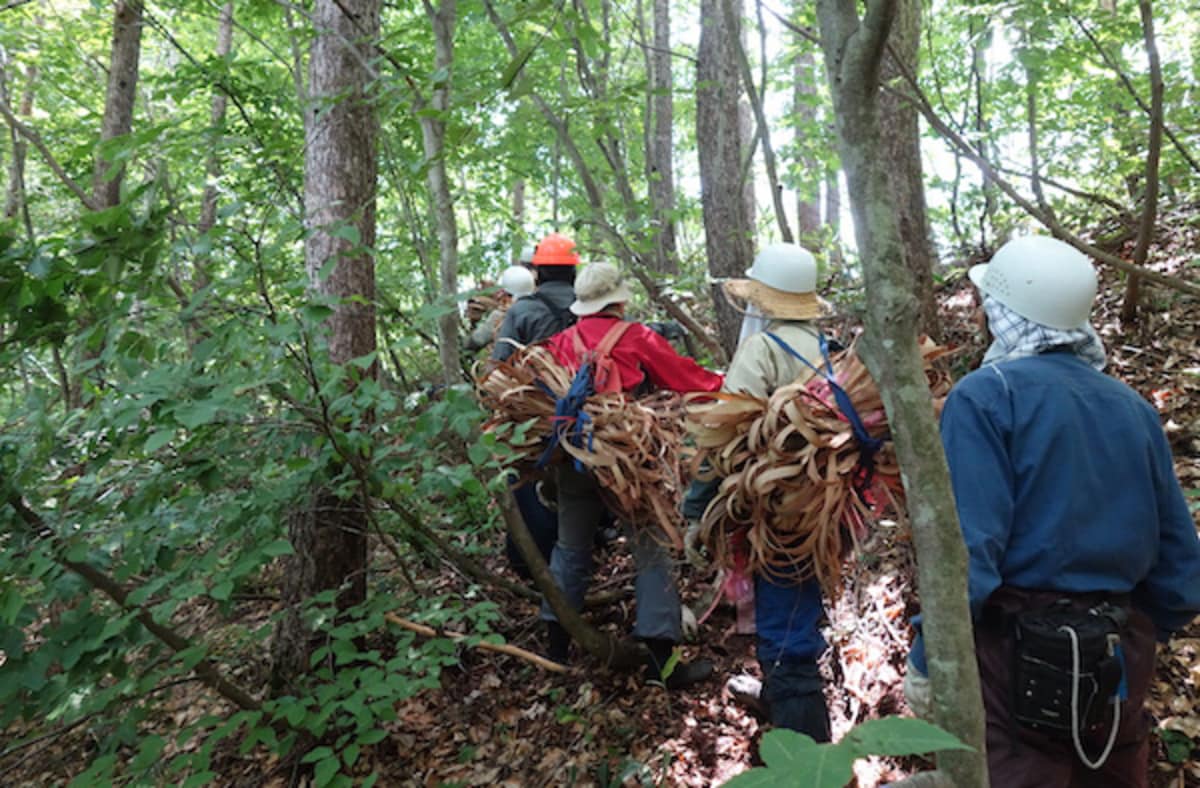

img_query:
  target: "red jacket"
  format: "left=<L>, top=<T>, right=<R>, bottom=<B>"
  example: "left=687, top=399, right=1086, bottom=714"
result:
left=547, top=315, right=723, bottom=394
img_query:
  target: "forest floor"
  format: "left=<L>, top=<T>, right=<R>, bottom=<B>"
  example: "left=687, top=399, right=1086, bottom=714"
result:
left=4, top=228, right=1199, bottom=787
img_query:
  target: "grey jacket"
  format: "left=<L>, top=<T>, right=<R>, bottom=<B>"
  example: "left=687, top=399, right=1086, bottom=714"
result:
left=490, top=280, right=576, bottom=361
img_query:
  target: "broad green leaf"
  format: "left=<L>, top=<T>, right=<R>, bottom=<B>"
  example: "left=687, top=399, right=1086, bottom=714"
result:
left=144, top=430, right=175, bottom=454
left=758, top=729, right=856, bottom=788
left=843, top=716, right=972, bottom=757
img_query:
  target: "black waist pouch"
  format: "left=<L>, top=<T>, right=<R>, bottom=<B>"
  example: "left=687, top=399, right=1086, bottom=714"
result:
left=1011, top=602, right=1125, bottom=737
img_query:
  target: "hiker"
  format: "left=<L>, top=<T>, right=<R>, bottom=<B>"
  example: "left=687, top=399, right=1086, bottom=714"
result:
left=464, top=264, right=536, bottom=353
left=681, top=242, right=835, bottom=740
left=492, top=234, right=578, bottom=363
left=540, top=260, right=723, bottom=688
left=491, top=234, right=580, bottom=578
left=904, top=235, right=1200, bottom=786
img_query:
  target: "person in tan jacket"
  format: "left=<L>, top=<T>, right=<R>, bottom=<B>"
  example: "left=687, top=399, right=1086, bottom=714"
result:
left=682, top=242, right=834, bottom=739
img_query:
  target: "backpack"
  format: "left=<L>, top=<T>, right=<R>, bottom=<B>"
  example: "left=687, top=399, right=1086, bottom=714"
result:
left=535, top=320, right=633, bottom=469
left=532, top=291, right=577, bottom=335
left=572, top=320, right=633, bottom=394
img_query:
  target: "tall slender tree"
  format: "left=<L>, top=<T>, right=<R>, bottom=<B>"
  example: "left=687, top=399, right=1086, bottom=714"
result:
left=880, top=0, right=939, bottom=338
left=646, top=0, right=678, bottom=273
left=698, top=0, right=753, bottom=355
left=93, top=0, right=143, bottom=209
left=416, top=0, right=461, bottom=386
left=274, top=0, right=381, bottom=687
left=816, top=0, right=988, bottom=783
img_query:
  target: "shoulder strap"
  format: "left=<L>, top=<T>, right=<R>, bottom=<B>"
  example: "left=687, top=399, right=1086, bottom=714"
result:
left=533, top=291, right=575, bottom=331
left=595, top=320, right=632, bottom=356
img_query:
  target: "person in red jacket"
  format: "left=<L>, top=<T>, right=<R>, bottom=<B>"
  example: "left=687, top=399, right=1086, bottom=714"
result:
left=540, top=261, right=723, bottom=688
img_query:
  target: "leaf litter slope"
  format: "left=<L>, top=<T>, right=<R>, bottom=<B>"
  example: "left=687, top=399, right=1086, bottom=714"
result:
left=3, top=224, right=1198, bottom=787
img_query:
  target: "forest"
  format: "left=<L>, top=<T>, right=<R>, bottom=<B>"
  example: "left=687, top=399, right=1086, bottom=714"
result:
left=0, top=0, right=1197, bottom=785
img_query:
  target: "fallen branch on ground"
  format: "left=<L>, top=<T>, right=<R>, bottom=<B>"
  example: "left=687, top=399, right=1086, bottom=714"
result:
left=384, top=612, right=568, bottom=674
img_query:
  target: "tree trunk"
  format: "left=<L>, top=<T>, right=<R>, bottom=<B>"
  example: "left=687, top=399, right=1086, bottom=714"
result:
left=815, top=1, right=988, bottom=784
left=726, top=0, right=792, bottom=243
left=970, top=26, right=996, bottom=248
left=418, top=0, right=461, bottom=387
left=275, top=0, right=380, bottom=690
left=880, top=0, right=938, bottom=339
left=1120, top=0, right=1164, bottom=325
left=511, top=177, right=525, bottom=262
left=647, top=0, right=678, bottom=273
left=93, top=0, right=143, bottom=209
left=794, top=45, right=822, bottom=246
left=698, top=0, right=753, bottom=356
left=195, top=2, right=234, bottom=292
left=2, top=58, right=35, bottom=240
left=825, top=167, right=843, bottom=266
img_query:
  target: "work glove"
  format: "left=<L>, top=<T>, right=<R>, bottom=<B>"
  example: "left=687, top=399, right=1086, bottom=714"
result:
left=903, top=657, right=932, bottom=719
left=683, top=519, right=706, bottom=568
left=680, top=605, right=699, bottom=641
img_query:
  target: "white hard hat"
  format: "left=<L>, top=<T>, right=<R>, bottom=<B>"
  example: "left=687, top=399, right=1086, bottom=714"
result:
left=499, top=265, right=535, bottom=297
left=722, top=243, right=825, bottom=321
left=749, top=242, right=818, bottom=294
left=968, top=236, right=1097, bottom=330
left=518, top=246, right=536, bottom=265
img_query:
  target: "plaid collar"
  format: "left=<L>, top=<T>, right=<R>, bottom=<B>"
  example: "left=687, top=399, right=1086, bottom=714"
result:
left=982, top=297, right=1106, bottom=371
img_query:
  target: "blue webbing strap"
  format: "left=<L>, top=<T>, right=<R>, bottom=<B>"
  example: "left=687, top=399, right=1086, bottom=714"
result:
left=764, top=332, right=884, bottom=479
left=535, top=361, right=594, bottom=472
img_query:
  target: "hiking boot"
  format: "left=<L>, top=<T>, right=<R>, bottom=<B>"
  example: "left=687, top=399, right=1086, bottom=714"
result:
left=546, top=621, right=571, bottom=665
left=643, top=638, right=713, bottom=690
left=725, top=673, right=769, bottom=719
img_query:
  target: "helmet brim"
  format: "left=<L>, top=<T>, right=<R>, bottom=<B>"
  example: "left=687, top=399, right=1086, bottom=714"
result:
left=722, top=279, right=830, bottom=321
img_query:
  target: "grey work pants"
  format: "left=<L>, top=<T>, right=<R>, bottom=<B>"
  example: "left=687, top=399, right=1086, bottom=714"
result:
left=539, top=464, right=682, bottom=642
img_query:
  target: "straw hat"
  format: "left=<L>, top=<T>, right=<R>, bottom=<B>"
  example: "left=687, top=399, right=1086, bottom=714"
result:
left=570, top=262, right=634, bottom=316
left=721, top=242, right=829, bottom=320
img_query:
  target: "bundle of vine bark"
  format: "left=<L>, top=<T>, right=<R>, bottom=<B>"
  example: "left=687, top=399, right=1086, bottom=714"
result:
left=477, top=344, right=688, bottom=548
left=684, top=339, right=953, bottom=597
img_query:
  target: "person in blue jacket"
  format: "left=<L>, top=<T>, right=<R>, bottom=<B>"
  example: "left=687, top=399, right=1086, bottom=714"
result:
left=906, top=235, right=1200, bottom=787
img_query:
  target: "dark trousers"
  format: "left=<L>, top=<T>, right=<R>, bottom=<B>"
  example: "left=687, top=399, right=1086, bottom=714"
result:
left=977, top=588, right=1156, bottom=788
left=505, top=483, right=558, bottom=579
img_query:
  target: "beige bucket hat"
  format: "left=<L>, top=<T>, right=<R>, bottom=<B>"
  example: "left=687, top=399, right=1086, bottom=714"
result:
left=570, top=262, right=635, bottom=316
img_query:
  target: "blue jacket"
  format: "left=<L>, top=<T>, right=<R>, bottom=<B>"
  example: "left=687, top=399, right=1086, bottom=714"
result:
left=944, top=352, right=1200, bottom=638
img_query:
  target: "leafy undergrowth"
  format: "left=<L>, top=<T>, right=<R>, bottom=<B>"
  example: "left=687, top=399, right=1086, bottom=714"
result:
left=3, top=230, right=1198, bottom=787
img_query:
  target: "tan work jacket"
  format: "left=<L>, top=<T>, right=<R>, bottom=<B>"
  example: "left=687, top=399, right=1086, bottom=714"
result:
left=723, top=320, right=822, bottom=398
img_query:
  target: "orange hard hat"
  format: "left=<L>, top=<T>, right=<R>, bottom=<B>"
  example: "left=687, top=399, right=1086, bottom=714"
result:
left=530, top=232, right=581, bottom=266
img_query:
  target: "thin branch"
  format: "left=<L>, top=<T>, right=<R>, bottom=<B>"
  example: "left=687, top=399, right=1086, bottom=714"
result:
left=1066, top=6, right=1200, bottom=176
left=0, top=99, right=98, bottom=210
left=888, top=50, right=1200, bottom=297
left=724, top=0, right=793, bottom=242
left=1121, top=0, right=1166, bottom=322
left=3, top=494, right=263, bottom=712
left=385, top=612, right=568, bottom=673
left=142, top=10, right=303, bottom=215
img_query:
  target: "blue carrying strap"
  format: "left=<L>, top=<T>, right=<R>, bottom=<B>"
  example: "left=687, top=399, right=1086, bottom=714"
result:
left=764, top=332, right=884, bottom=480
left=534, top=364, right=594, bottom=471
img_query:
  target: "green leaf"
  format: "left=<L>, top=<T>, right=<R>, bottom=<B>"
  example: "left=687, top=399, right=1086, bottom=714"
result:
left=174, top=401, right=221, bottom=430
left=144, top=430, right=175, bottom=453
left=330, top=224, right=361, bottom=245
left=357, top=727, right=387, bottom=746
left=302, top=746, right=335, bottom=765
left=313, top=755, right=340, bottom=788
left=759, top=729, right=856, bottom=788
left=262, top=539, right=294, bottom=557
left=843, top=716, right=972, bottom=758
left=499, top=46, right=535, bottom=88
